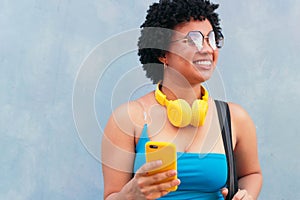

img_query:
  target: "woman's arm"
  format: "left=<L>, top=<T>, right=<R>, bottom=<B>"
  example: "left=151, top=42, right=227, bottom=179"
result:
left=102, top=102, right=180, bottom=200
left=102, top=103, right=137, bottom=199
left=229, top=103, right=263, bottom=200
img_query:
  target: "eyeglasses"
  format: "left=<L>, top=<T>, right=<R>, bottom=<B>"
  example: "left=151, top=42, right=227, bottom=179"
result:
left=170, top=30, right=224, bottom=51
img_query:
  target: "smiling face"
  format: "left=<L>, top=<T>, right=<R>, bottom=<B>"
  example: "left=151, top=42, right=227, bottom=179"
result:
left=163, top=19, right=219, bottom=85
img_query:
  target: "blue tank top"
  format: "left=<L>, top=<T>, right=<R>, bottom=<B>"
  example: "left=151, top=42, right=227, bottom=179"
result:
left=134, top=124, right=227, bottom=200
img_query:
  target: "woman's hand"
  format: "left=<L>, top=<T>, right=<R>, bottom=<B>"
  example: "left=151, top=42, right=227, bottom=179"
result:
left=221, top=188, right=254, bottom=200
left=127, top=160, right=181, bottom=200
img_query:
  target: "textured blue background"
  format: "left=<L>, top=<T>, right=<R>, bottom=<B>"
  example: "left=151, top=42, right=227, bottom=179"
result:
left=1, top=0, right=300, bottom=199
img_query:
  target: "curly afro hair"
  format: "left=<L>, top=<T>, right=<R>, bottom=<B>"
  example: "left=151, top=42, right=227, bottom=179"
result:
left=137, top=0, right=223, bottom=84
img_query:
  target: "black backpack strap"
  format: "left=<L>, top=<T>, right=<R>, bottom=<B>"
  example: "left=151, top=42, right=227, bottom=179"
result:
left=215, top=100, right=238, bottom=200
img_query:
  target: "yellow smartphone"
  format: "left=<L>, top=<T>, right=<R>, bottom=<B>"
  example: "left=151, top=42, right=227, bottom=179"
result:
left=145, top=141, right=177, bottom=192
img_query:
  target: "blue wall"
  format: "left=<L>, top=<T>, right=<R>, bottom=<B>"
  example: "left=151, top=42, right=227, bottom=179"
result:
left=1, top=0, right=299, bottom=199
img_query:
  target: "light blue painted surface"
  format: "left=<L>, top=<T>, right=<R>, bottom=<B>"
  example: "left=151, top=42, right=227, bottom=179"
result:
left=1, top=0, right=299, bottom=199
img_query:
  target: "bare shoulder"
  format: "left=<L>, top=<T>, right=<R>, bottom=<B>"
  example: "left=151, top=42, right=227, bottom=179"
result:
left=227, top=102, right=256, bottom=147
left=104, top=91, right=154, bottom=139
left=227, top=102, right=254, bottom=125
left=104, top=100, right=145, bottom=138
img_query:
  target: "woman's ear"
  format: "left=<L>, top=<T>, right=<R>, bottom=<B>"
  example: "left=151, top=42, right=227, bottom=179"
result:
left=158, top=56, right=167, bottom=64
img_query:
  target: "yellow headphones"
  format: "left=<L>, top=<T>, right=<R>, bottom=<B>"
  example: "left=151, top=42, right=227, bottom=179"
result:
left=155, top=83, right=209, bottom=127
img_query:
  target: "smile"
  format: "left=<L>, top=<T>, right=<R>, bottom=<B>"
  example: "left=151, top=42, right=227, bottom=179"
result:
left=193, top=60, right=212, bottom=65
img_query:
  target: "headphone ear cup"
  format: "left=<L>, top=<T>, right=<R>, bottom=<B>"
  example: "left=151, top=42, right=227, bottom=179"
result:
left=167, top=99, right=192, bottom=127
left=190, top=99, right=209, bottom=127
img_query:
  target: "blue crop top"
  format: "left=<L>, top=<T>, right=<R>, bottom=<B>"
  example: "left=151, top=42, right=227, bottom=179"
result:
left=134, top=124, right=227, bottom=200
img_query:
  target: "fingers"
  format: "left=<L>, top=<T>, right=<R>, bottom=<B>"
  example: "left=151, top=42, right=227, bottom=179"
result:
left=221, top=188, right=253, bottom=200
left=137, top=168, right=179, bottom=191
left=134, top=161, right=180, bottom=199
left=135, top=160, right=163, bottom=176
left=140, top=169, right=177, bottom=186
left=144, top=174, right=180, bottom=193
left=146, top=190, right=169, bottom=200
left=144, top=179, right=180, bottom=199
left=233, top=189, right=253, bottom=200
left=221, top=187, right=228, bottom=199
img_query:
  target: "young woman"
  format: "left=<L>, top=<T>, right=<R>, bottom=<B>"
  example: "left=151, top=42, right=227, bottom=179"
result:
left=102, top=0, right=262, bottom=199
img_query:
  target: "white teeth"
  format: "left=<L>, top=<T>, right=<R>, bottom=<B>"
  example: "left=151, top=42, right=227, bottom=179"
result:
left=194, top=60, right=212, bottom=65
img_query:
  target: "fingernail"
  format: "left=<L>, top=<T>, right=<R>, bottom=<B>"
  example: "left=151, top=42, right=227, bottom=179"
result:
left=155, top=160, right=162, bottom=165
left=173, top=178, right=180, bottom=185
left=169, top=170, right=177, bottom=176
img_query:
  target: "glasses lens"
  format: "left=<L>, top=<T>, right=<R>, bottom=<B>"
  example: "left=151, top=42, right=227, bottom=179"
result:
left=187, top=31, right=203, bottom=49
left=208, top=31, right=217, bottom=50
left=216, top=31, right=224, bottom=48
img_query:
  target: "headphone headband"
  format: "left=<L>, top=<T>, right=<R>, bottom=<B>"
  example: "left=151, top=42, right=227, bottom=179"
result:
left=155, top=84, right=167, bottom=106
left=155, top=83, right=208, bottom=105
